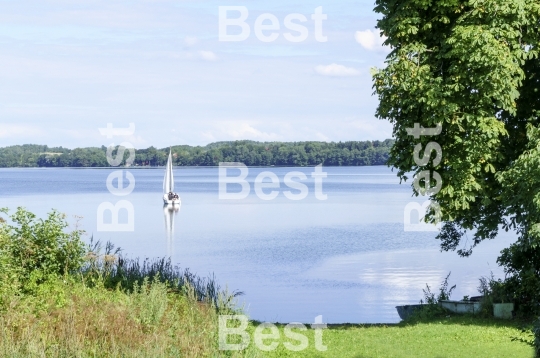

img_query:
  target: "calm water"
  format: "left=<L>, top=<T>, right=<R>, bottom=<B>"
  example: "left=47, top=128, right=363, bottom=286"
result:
left=0, top=166, right=515, bottom=323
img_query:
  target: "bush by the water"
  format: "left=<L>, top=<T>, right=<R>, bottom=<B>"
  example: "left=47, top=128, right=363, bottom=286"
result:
left=0, top=207, right=245, bottom=357
left=404, top=272, right=456, bottom=321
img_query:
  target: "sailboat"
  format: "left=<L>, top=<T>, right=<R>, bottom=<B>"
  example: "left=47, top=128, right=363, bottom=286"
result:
left=163, top=149, right=181, bottom=205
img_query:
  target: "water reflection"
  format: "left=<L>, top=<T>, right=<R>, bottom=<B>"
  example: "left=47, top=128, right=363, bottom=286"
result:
left=163, top=204, right=180, bottom=258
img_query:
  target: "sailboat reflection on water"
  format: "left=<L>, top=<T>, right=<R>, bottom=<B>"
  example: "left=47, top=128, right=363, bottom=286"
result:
left=163, top=204, right=179, bottom=258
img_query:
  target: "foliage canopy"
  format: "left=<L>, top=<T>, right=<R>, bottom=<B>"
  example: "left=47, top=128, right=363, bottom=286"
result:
left=0, top=140, right=393, bottom=168
left=373, top=0, right=540, bottom=312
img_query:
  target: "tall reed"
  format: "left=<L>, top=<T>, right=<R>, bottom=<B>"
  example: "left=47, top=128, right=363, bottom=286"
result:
left=81, top=238, right=243, bottom=314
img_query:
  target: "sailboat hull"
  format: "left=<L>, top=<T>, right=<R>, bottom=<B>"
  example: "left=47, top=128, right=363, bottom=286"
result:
left=163, top=194, right=181, bottom=205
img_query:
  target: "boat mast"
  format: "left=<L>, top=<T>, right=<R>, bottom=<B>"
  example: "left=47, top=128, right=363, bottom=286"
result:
left=163, top=148, right=171, bottom=194
left=168, top=148, right=174, bottom=193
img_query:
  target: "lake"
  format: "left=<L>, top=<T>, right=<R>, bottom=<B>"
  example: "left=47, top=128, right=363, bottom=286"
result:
left=0, top=166, right=515, bottom=323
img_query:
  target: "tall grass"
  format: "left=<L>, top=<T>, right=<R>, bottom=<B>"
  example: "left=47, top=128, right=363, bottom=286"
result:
left=0, top=277, right=230, bottom=357
left=82, top=238, right=243, bottom=313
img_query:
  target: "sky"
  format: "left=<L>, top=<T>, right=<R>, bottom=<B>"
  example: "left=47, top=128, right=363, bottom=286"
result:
left=0, top=0, right=392, bottom=149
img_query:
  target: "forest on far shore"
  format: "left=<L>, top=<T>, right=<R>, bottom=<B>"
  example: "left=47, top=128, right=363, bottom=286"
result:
left=0, top=140, right=394, bottom=168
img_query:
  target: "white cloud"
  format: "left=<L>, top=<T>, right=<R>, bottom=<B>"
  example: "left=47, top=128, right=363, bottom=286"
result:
left=313, top=132, right=330, bottom=141
left=315, top=63, right=360, bottom=77
left=355, top=29, right=388, bottom=51
left=184, top=36, right=198, bottom=46
left=222, top=122, right=278, bottom=141
left=198, top=50, right=217, bottom=61
left=200, top=131, right=216, bottom=142
left=0, top=124, right=43, bottom=139
left=183, top=50, right=218, bottom=61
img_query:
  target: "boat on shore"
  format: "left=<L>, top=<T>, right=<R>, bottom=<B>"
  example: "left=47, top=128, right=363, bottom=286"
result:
left=395, top=304, right=426, bottom=320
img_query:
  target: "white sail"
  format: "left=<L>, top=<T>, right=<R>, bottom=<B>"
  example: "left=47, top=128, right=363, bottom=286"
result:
left=163, top=150, right=173, bottom=193
left=168, top=150, right=174, bottom=192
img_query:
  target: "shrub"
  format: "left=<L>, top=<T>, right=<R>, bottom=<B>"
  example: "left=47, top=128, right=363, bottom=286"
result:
left=497, top=242, right=540, bottom=316
left=0, top=208, right=85, bottom=305
left=531, top=318, right=540, bottom=358
left=0, top=207, right=85, bottom=282
left=476, top=272, right=515, bottom=317
left=422, top=272, right=456, bottom=304
left=131, top=276, right=169, bottom=331
left=409, top=272, right=456, bottom=320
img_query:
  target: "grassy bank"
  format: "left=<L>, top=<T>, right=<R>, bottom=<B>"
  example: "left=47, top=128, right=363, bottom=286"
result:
left=244, top=317, right=533, bottom=357
left=1, top=287, right=534, bottom=357
left=0, top=278, right=224, bottom=357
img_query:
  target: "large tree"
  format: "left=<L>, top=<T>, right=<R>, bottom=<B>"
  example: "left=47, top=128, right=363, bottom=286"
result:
left=373, top=0, right=540, bottom=310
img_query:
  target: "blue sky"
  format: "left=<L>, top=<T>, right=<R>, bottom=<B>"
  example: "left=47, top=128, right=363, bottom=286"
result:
left=0, top=0, right=392, bottom=148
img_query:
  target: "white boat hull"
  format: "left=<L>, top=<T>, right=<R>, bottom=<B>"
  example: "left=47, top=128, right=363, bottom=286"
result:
left=163, top=194, right=181, bottom=205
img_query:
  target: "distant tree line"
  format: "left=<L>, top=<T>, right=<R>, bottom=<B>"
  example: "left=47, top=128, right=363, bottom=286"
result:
left=0, top=140, right=394, bottom=168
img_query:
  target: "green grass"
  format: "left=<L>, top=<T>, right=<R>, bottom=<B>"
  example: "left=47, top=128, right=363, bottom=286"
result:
left=242, top=316, right=534, bottom=357
left=0, top=277, right=230, bottom=357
